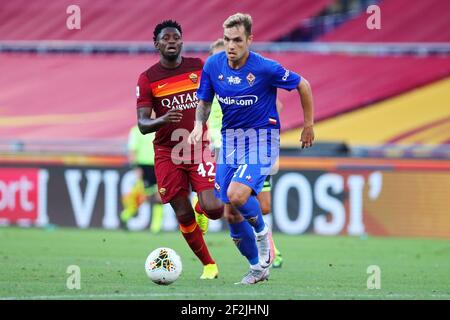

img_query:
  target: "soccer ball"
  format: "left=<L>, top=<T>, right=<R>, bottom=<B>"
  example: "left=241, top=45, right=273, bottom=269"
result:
left=144, top=247, right=182, bottom=285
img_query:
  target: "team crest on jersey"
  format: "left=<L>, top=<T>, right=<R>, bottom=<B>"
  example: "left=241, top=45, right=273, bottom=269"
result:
left=214, top=182, right=221, bottom=191
left=189, top=73, right=198, bottom=83
left=159, top=187, right=166, bottom=195
left=246, top=72, right=256, bottom=86
left=218, top=74, right=224, bottom=81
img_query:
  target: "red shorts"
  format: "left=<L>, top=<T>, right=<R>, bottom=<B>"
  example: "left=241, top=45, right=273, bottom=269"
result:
left=154, top=145, right=216, bottom=204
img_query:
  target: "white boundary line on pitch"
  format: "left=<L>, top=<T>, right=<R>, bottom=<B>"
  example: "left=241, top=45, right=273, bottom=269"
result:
left=1, top=292, right=449, bottom=300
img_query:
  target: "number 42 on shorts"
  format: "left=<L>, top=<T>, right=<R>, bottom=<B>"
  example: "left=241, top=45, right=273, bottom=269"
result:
left=197, top=162, right=215, bottom=178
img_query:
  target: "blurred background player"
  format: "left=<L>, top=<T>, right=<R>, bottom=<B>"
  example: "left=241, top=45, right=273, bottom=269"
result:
left=207, top=38, right=284, bottom=268
left=120, top=124, right=163, bottom=233
left=191, top=13, right=314, bottom=284
left=136, top=20, right=224, bottom=280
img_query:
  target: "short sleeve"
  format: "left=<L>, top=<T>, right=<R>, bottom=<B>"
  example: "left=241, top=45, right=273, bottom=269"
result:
left=196, top=57, right=215, bottom=102
left=136, top=73, right=153, bottom=108
left=269, top=60, right=301, bottom=91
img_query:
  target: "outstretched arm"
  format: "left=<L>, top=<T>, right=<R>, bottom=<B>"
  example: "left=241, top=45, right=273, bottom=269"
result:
left=297, top=78, right=315, bottom=148
left=137, top=107, right=182, bottom=134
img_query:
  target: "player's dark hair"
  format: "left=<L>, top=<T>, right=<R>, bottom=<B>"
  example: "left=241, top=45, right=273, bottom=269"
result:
left=153, top=20, right=183, bottom=42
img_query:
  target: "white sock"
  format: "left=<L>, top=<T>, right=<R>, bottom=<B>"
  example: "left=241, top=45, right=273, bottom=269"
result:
left=255, top=223, right=268, bottom=238
left=262, top=214, right=273, bottom=230
left=250, top=263, right=263, bottom=271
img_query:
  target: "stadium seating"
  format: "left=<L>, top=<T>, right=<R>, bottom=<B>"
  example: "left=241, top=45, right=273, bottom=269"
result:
left=271, top=53, right=450, bottom=130
left=0, top=53, right=157, bottom=142
left=0, top=0, right=332, bottom=42
left=1, top=0, right=449, bottom=145
left=281, top=78, right=450, bottom=146
left=319, top=0, right=450, bottom=42
left=1, top=52, right=449, bottom=142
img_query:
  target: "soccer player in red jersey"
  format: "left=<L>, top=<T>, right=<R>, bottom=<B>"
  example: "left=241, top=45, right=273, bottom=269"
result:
left=136, top=20, right=223, bottom=279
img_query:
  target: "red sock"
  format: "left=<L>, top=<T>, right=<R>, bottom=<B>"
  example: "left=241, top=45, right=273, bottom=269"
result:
left=180, top=222, right=215, bottom=265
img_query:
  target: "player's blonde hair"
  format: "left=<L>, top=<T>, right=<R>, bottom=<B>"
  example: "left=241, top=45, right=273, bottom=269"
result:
left=223, top=13, right=252, bottom=37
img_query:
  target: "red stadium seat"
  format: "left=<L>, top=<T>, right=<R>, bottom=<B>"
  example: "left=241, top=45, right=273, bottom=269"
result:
left=1, top=52, right=449, bottom=142
left=319, top=0, right=450, bottom=42
left=0, top=0, right=332, bottom=42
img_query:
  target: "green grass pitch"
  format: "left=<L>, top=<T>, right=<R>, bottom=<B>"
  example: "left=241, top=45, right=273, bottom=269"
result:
left=0, top=227, right=449, bottom=300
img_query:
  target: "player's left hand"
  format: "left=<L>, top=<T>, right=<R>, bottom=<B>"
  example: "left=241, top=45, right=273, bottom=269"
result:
left=300, top=125, right=314, bottom=149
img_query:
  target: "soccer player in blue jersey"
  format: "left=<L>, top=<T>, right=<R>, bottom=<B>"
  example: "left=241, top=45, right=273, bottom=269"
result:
left=189, top=13, right=315, bottom=284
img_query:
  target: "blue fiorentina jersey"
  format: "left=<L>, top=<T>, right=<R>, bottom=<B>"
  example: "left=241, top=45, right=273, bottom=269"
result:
left=197, top=51, right=301, bottom=131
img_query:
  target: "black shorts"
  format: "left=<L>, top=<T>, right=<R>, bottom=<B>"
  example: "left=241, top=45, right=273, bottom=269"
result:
left=139, top=164, right=157, bottom=189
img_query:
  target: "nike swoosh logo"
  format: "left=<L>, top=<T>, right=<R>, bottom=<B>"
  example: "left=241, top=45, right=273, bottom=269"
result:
left=157, top=83, right=168, bottom=89
left=265, top=251, right=271, bottom=265
left=208, top=178, right=215, bottom=182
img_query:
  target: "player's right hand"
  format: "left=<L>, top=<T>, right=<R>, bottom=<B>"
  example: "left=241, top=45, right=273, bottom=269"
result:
left=300, top=125, right=314, bottom=149
left=162, top=109, right=183, bottom=123
left=188, top=123, right=203, bottom=144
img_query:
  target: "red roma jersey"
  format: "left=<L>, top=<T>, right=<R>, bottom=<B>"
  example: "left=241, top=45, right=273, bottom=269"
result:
left=136, top=57, right=208, bottom=149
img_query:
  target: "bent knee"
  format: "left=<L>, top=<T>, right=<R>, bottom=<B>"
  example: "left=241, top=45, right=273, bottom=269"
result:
left=198, top=198, right=223, bottom=220
left=227, top=191, right=249, bottom=207
left=259, top=199, right=271, bottom=214
left=203, top=206, right=223, bottom=220
left=200, top=200, right=222, bottom=213
left=260, top=203, right=271, bottom=215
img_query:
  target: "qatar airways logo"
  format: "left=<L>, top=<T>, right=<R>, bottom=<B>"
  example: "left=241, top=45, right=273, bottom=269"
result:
left=161, top=92, right=198, bottom=110
left=216, top=95, right=258, bottom=107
